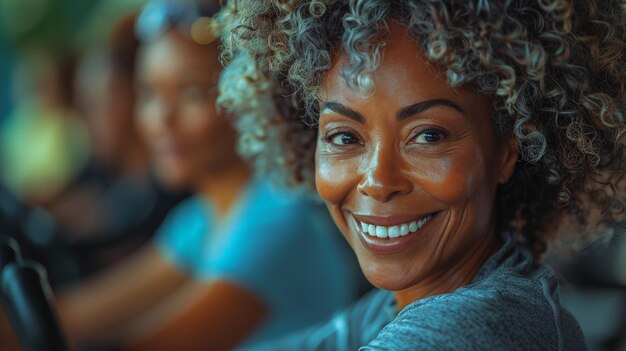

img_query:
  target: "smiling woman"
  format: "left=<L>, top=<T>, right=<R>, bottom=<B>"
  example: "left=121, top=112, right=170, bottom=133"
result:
left=217, top=0, right=626, bottom=350
left=315, top=27, right=518, bottom=305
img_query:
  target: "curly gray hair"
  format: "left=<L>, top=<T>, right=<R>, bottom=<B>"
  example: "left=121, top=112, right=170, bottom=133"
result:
left=217, top=0, right=626, bottom=258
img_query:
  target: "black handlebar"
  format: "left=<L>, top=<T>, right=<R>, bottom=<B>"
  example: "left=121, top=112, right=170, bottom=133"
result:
left=0, top=237, right=69, bottom=351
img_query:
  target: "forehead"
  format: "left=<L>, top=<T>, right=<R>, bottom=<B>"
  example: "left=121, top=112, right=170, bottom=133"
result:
left=137, top=31, right=221, bottom=76
left=320, top=23, right=484, bottom=112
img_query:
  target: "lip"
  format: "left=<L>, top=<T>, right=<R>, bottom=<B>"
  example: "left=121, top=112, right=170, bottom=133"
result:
left=153, top=139, right=185, bottom=158
left=351, top=212, right=439, bottom=255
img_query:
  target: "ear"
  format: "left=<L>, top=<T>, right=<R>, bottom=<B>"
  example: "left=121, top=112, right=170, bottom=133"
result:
left=497, top=134, right=518, bottom=184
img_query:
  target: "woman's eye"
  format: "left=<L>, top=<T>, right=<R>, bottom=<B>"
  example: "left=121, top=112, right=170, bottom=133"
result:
left=328, top=132, right=359, bottom=145
left=412, top=129, right=447, bottom=144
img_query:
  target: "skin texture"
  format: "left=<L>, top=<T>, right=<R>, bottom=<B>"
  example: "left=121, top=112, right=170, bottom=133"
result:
left=51, top=30, right=265, bottom=350
left=316, top=23, right=518, bottom=310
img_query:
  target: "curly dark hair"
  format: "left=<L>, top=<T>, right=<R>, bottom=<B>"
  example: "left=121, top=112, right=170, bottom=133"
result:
left=217, top=0, right=626, bottom=258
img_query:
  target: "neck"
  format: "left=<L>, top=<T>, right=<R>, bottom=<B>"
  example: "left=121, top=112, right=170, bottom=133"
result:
left=196, top=159, right=252, bottom=216
left=393, top=229, right=501, bottom=311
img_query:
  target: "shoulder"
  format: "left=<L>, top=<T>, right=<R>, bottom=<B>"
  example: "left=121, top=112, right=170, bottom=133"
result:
left=155, top=196, right=211, bottom=247
left=246, top=179, right=315, bottom=210
left=166, top=196, right=209, bottom=222
left=238, top=179, right=331, bottom=232
left=212, top=180, right=330, bottom=267
left=365, top=267, right=586, bottom=351
left=255, top=289, right=394, bottom=351
left=224, top=180, right=344, bottom=264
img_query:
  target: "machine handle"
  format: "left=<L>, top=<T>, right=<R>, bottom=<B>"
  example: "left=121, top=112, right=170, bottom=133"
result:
left=1, top=236, right=69, bottom=351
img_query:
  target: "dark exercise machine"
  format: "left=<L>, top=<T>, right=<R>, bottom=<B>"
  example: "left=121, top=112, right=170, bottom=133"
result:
left=0, top=236, right=69, bottom=351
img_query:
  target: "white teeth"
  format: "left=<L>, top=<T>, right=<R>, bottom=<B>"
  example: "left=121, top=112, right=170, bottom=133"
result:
left=422, top=215, right=432, bottom=225
left=375, top=226, right=387, bottom=238
left=357, top=215, right=433, bottom=239
left=388, top=225, right=400, bottom=238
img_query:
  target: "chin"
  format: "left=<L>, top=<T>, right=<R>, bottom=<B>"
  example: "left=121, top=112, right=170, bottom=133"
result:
left=364, top=273, right=417, bottom=292
left=357, top=256, right=423, bottom=291
left=154, top=169, right=192, bottom=192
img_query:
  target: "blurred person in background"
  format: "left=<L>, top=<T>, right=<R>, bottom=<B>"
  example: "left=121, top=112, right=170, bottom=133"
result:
left=2, top=2, right=170, bottom=285
left=53, top=7, right=185, bottom=278
left=0, top=52, right=94, bottom=286
left=0, top=0, right=93, bottom=207
left=0, top=0, right=184, bottom=286
left=0, top=53, right=89, bottom=206
left=51, top=0, right=364, bottom=350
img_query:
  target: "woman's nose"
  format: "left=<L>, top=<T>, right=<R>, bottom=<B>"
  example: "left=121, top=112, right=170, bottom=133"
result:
left=141, top=97, right=177, bottom=133
left=357, top=145, right=412, bottom=202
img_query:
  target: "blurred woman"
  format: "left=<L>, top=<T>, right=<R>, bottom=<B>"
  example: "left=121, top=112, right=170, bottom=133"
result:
left=56, top=1, right=363, bottom=350
left=0, top=54, right=89, bottom=205
left=57, top=12, right=185, bottom=278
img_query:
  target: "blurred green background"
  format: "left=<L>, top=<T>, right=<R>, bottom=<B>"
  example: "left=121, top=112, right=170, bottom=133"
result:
left=0, top=0, right=146, bottom=121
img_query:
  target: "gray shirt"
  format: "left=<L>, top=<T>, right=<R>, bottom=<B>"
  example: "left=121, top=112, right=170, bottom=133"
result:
left=250, top=231, right=588, bottom=350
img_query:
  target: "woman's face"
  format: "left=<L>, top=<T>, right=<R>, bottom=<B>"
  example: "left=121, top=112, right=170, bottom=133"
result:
left=75, top=53, right=133, bottom=167
left=136, top=31, right=238, bottom=190
left=316, top=24, right=518, bottom=291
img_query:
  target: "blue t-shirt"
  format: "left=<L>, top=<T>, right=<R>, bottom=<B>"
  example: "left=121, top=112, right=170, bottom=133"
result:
left=253, top=231, right=588, bottom=350
left=155, top=178, right=364, bottom=346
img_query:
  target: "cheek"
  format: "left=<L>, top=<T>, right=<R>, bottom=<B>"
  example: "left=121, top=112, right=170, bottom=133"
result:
left=411, top=149, right=489, bottom=205
left=179, top=104, right=221, bottom=145
left=136, top=114, right=158, bottom=144
left=135, top=98, right=164, bottom=141
left=184, top=116, right=238, bottom=173
left=315, top=149, right=358, bottom=206
left=180, top=101, right=217, bottom=131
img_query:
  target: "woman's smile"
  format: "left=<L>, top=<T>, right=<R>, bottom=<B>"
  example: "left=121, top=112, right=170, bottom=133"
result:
left=349, top=212, right=440, bottom=254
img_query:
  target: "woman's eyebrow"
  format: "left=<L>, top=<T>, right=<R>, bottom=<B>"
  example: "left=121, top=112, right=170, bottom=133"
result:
left=320, top=99, right=464, bottom=123
left=320, top=101, right=365, bottom=123
left=396, top=99, right=465, bottom=121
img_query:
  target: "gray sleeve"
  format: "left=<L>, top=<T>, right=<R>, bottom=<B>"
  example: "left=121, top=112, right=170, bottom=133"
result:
left=359, top=294, right=496, bottom=351
left=262, top=312, right=359, bottom=351
left=360, top=289, right=564, bottom=351
left=244, top=289, right=393, bottom=351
